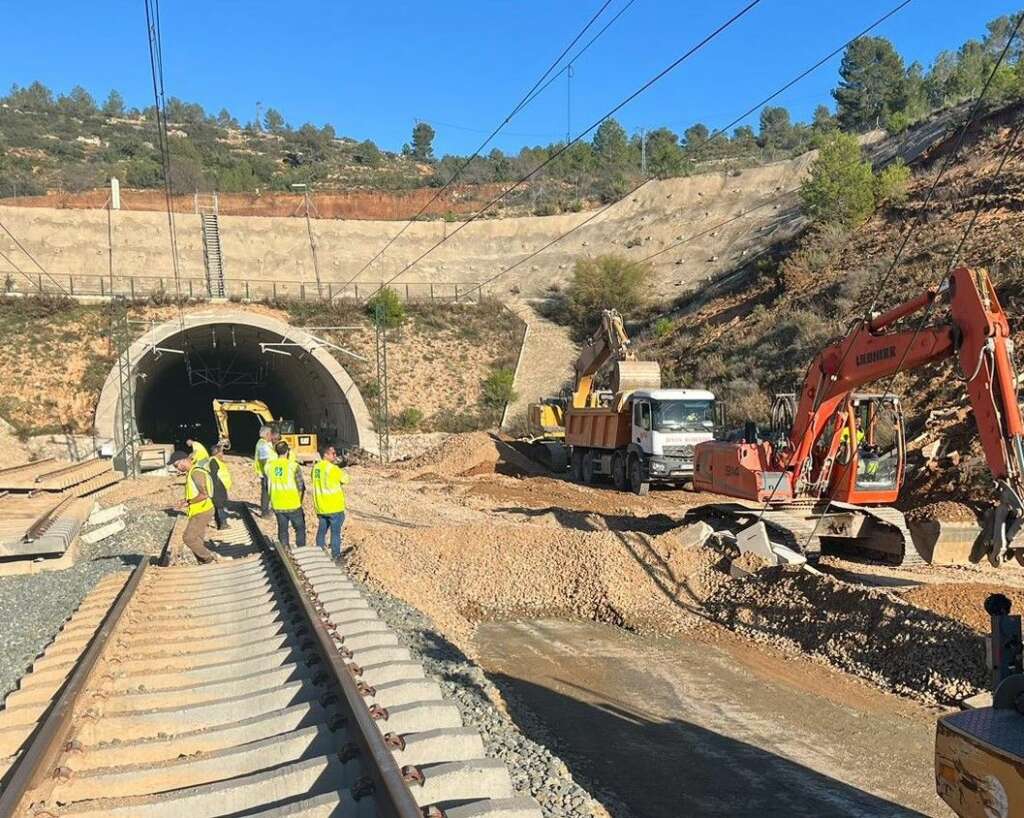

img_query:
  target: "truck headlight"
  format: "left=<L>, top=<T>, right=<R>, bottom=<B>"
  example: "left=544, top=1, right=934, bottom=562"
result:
left=651, top=461, right=665, bottom=473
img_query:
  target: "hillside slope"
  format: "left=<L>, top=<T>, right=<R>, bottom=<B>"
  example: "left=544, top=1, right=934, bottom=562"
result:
left=635, top=103, right=1024, bottom=507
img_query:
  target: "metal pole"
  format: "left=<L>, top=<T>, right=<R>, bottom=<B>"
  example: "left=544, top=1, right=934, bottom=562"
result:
left=374, top=302, right=391, bottom=464
left=107, top=196, right=114, bottom=296
left=566, top=63, right=574, bottom=144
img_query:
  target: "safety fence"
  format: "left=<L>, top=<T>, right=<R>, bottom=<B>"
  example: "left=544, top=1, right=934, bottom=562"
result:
left=0, top=271, right=487, bottom=303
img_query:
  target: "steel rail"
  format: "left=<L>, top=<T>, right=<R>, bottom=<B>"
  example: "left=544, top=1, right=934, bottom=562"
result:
left=0, top=559, right=148, bottom=818
left=237, top=505, right=423, bottom=818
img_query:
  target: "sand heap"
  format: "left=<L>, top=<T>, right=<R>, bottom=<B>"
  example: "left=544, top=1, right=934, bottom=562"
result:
left=347, top=522, right=723, bottom=648
left=396, top=431, right=542, bottom=480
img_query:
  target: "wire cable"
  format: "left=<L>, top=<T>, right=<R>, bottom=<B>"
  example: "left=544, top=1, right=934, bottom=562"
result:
left=794, top=12, right=1024, bottom=555
left=360, top=0, right=763, bottom=301
left=0, top=219, right=69, bottom=295
left=457, top=0, right=915, bottom=301
left=342, top=0, right=623, bottom=289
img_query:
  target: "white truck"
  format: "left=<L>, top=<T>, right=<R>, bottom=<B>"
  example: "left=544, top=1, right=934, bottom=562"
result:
left=566, top=387, right=717, bottom=494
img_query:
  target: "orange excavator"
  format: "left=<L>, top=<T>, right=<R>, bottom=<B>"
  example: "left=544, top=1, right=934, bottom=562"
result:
left=692, top=266, right=1024, bottom=567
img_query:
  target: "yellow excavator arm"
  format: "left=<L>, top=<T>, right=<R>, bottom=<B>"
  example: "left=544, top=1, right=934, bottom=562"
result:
left=211, top=399, right=318, bottom=461
left=570, top=310, right=660, bottom=408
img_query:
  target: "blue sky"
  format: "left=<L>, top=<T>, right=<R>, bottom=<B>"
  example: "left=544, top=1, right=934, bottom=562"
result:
left=0, top=1, right=1020, bottom=155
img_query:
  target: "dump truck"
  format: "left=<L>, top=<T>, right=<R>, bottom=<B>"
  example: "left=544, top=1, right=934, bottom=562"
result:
left=692, top=266, right=1024, bottom=567
left=564, top=310, right=717, bottom=495
left=211, top=399, right=319, bottom=462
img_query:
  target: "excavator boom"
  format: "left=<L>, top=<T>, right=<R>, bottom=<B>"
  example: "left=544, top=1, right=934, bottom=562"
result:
left=693, top=267, right=1024, bottom=565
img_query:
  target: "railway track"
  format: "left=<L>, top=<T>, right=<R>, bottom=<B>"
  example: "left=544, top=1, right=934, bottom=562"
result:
left=0, top=505, right=540, bottom=818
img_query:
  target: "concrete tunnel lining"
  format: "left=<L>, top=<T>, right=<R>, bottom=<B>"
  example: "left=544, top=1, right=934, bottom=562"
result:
left=95, top=312, right=374, bottom=455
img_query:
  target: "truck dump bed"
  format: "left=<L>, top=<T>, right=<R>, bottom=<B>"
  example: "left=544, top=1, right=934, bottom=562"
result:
left=565, top=405, right=630, bottom=450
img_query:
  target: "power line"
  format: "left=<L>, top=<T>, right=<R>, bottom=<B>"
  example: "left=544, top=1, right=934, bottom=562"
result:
left=793, top=11, right=1024, bottom=555
left=362, top=0, right=764, bottom=301
left=341, top=0, right=623, bottom=290
left=0, top=219, right=69, bottom=295
left=457, top=0, right=915, bottom=301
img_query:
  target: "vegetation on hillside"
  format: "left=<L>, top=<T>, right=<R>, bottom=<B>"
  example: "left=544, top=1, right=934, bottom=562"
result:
left=1, top=12, right=1020, bottom=216
left=633, top=110, right=1024, bottom=443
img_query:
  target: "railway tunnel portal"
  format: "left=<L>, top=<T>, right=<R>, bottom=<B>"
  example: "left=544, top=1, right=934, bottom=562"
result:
left=95, top=312, right=374, bottom=456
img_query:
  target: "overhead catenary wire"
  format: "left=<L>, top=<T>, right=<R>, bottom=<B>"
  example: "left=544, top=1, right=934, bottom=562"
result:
left=360, top=0, right=764, bottom=301
left=792, top=11, right=1024, bottom=553
left=0, top=218, right=69, bottom=295
left=144, top=0, right=187, bottom=316
left=341, top=0, right=625, bottom=290
left=457, top=0, right=916, bottom=301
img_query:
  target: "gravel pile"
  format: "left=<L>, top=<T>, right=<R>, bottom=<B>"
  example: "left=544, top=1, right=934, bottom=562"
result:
left=397, top=431, right=501, bottom=479
left=903, top=582, right=1024, bottom=633
left=352, top=572, right=607, bottom=818
left=704, top=568, right=987, bottom=705
left=347, top=523, right=718, bottom=647
left=904, top=500, right=980, bottom=523
left=0, top=505, right=174, bottom=700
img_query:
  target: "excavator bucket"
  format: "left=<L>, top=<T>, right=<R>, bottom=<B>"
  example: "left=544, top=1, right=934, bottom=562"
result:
left=907, top=518, right=985, bottom=565
left=613, top=361, right=662, bottom=393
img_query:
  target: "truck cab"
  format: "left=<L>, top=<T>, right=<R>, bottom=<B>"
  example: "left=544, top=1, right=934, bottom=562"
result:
left=629, top=389, right=717, bottom=481
left=566, top=387, right=717, bottom=494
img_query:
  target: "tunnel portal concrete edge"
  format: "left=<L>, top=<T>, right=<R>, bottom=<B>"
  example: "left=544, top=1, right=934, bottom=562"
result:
left=95, top=311, right=375, bottom=454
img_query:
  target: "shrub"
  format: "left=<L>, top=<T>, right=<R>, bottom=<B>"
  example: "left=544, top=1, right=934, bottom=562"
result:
left=481, top=367, right=517, bottom=410
left=799, top=131, right=875, bottom=227
left=566, top=254, right=653, bottom=333
left=394, top=407, right=424, bottom=430
left=874, top=160, right=911, bottom=206
left=365, top=286, right=405, bottom=328
left=653, top=317, right=673, bottom=338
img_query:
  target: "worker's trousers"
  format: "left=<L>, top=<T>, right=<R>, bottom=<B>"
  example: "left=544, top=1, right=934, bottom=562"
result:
left=316, top=511, right=346, bottom=559
left=260, top=476, right=270, bottom=516
left=182, top=510, right=217, bottom=564
left=275, top=508, right=306, bottom=548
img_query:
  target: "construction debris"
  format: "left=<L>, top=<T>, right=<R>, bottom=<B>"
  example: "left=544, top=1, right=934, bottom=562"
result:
left=79, top=518, right=127, bottom=544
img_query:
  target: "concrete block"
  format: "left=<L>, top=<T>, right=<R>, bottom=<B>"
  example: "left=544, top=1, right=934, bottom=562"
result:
left=676, top=520, right=714, bottom=549
left=87, top=503, right=127, bottom=527
left=80, top=518, right=126, bottom=544
left=736, top=522, right=776, bottom=565
left=770, top=543, right=807, bottom=566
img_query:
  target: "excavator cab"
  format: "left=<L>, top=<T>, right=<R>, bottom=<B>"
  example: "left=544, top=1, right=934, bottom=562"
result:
left=832, top=394, right=906, bottom=504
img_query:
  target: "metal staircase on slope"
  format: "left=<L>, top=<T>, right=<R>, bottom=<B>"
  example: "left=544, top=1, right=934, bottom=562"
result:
left=196, top=193, right=225, bottom=298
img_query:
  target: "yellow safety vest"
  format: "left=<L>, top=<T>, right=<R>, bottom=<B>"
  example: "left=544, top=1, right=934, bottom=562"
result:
left=254, top=439, right=275, bottom=475
left=191, top=441, right=210, bottom=462
left=312, top=460, right=348, bottom=515
left=267, top=456, right=302, bottom=511
left=213, top=455, right=233, bottom=491
left=185, top=465, right=214, bottom=517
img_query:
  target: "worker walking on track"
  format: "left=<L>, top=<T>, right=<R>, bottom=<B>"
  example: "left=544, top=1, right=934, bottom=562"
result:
left=255, top=426, right=274, bottom=517
left=267, top=441, right=306, bottom=548
left=168, top=451, right=219, bottom=565
left=209, top=442, right=232, bottom=530
left=311, top=443, right=350, bottom=561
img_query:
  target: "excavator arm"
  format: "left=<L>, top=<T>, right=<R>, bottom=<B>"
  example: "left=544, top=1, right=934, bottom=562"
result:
left=570, top=310, right=661, bottom=408
left=785, top=267, right=1024, bottom=562
left=211, top=399, right=276, bottom=450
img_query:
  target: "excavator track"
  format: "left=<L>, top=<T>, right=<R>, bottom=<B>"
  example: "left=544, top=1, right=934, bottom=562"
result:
left=696, top=501, right=926, bottom=567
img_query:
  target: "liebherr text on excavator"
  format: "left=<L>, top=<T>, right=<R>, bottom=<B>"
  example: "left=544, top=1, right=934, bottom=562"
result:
left=692, top=266, right=1024, bottom=567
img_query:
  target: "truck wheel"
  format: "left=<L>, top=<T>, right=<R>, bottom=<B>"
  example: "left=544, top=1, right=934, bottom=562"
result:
left=629, top=457, right=650, bottom=496
left=582, top=450, right=596, bottom=484
left=570, top=449, right=585, bottom=482
left=612, top=452, right=628, bottom=491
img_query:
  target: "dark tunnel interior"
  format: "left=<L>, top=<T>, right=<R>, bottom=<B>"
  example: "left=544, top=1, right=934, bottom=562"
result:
left=133, top=323, right=351, bottom=454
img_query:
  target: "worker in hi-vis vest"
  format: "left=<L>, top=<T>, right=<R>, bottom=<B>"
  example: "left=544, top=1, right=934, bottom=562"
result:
left=254, top=426, right=275, bottom=517
left=267, top=441, right=306, bottom=548
left=311, top=442, right=351, bottom=560
left=209, top=442, right=232, bottom=530
left=168, top=450, right=219, bottom=565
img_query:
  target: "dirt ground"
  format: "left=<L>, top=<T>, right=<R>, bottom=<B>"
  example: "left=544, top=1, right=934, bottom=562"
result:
left=140, top=433, right=1021, bottom=815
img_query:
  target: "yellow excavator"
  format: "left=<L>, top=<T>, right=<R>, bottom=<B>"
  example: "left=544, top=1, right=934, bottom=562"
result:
left=211, top=399, right=318, bottom=462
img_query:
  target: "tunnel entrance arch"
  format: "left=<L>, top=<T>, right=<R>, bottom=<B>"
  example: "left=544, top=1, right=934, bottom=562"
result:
left=95, top=312, right=374, bottom=456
